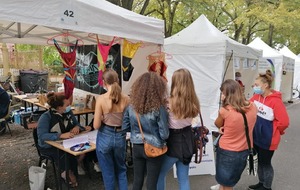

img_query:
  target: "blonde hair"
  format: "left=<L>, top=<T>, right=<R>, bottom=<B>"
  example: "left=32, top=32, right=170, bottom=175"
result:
left=170, top=68, right=200, bottom=119
left=257, top=70, right=273, bottom=88
left=102, top=69, right=121, bottom=104
left=130, top=72, right=167, bottom=114
left=220, top=79, right=249, bottom=113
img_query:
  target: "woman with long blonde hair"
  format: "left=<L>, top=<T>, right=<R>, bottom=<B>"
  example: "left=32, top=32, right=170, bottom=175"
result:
left=157, top=68, right=200, bottom=190
left=93, top=69, right=129, bottom=190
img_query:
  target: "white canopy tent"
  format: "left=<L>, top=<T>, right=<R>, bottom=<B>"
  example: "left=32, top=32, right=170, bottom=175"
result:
left=248, top=38, right=294, bottom=102
left=279, top=46, right=300, bottom=90
left=0, top=0, right=164, bottom=45
left=0, top=0, right=165, bottom=93
left=164, top=14, right=261, bottom=176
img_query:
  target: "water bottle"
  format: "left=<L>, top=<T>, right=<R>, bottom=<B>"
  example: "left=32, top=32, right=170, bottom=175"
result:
left=14, top=112, right=21, bottom=125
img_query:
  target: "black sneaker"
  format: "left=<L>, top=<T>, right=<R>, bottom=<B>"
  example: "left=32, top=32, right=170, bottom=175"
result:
left=248, top=182, right=263, bottom=189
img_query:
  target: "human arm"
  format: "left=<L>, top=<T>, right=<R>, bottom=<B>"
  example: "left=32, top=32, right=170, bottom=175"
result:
left=214, top=112, right=224, bottom=129
left=158, top=106, right=169, bottom=140
left=93, top=96, right=103, bottom=130
left=121, top=106, right=131, bottom=132
left=273, top=101, right=289, bottom=135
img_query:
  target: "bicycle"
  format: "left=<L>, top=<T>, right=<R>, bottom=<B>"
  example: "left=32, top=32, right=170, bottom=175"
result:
left=0, top=74, right=20, bottom=94
left=292, top=85, right=300, bottom=99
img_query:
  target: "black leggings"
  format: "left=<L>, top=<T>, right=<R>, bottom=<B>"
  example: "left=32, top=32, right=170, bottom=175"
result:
left=132, top=144, right=164, bottom=190
left=254, top=144, right=274, bottom=189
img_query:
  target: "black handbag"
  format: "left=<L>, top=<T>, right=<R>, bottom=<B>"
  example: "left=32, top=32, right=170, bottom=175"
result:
left=241, top=112, right=258, bottom=176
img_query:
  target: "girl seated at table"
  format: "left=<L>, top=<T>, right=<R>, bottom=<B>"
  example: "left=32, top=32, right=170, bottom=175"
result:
left=37, top=92, right=91, bottom=187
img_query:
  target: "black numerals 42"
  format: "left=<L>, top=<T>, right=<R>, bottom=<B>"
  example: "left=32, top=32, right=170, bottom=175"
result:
left=64, top=10, right=74, bottom=17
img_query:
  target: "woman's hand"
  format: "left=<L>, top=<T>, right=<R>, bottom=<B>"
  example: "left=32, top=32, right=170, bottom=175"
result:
left=60, top=132, right=75, bottom=139
left=70, top=126, right=80, bottom=135
left=84, top=126, right=92, bottom=132
left=219, top=127, right=224, bottom=135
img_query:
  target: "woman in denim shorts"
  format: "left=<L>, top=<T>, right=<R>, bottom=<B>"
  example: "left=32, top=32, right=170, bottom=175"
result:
left=214, top=79, right=257, bottom=190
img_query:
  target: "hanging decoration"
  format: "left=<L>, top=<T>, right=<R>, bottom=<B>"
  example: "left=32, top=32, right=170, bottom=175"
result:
left=54, top=39, right=78, bottom=99
left=147, top=53, right=168, bottom=81
left=97, top=35, right=115, bottom=86
left=122, top=39, right=141, bottom=81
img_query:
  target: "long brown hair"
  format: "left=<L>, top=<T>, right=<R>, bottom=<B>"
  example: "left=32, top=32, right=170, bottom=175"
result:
left=130, top=72, right=167, bottom=114
left=103, top=69, right=121, bottom=104
left=220, top=79, right=250, bottom=113
left=170, top=68, right=200, bottom=119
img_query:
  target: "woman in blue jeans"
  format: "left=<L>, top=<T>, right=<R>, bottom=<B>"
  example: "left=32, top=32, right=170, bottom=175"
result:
left=122, top=72, right=169, bottom=190
left=93, top=69, right=129, bottom=190
left=157, top=68, right=200, bottom=190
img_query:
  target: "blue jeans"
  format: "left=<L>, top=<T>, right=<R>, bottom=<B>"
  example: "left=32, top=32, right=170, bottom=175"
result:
left=96, top=126, right=128, bottom=190
left=157, top=155, right=190, bottom=190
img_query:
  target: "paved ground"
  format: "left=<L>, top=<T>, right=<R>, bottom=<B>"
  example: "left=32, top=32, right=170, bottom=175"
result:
left=0, top=100, right=299, bottom=190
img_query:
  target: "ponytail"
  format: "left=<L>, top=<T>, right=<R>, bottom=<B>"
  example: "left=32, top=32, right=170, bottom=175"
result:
left=110, top=82, right=122, bottom=104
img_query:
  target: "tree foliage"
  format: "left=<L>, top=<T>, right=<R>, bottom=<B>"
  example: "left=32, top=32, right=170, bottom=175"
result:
left=12, top=0, right=300, bottom=67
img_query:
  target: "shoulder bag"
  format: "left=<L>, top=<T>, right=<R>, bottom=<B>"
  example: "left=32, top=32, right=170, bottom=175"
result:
left=241, top=112, right=258, bottom=176
left=135, top=112, right=168, bottom=157
left=192, top=111, right=209, bottom=164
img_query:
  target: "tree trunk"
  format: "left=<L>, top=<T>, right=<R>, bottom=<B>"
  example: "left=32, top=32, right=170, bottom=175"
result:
left=267, top=24, right=274, bottom=47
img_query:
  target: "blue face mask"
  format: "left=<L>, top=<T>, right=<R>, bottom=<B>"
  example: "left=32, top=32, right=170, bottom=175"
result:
left=253, top=86, right=263, bottom=94
left=64, top=106, right=71, bottom=113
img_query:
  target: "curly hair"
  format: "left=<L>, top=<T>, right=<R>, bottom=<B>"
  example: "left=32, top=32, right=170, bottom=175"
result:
left=170, top=68, right=200, bottom=119
left=130, top=72, right=167, bottom=114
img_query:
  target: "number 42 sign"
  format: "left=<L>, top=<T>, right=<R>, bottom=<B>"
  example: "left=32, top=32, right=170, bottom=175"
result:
left=60, top=3, right=78, bottom=25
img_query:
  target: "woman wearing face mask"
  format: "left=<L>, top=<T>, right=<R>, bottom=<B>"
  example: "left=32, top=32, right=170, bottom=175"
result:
left=248, top=70, right=289, bottom=190
left=37, top=92, right=92, bottom=187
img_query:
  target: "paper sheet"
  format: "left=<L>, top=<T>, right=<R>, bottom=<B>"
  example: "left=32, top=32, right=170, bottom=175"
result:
left=62, top=134, right=89, bottom=148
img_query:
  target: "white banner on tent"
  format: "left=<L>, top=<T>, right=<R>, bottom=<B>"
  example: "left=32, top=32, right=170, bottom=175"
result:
left=283, top=61, right=294, bottom=72
left=234, top=57, right=240, bottom=69
left=258, top=58, right=274, bottom=72
left=173, top=134, right=216, bottom=177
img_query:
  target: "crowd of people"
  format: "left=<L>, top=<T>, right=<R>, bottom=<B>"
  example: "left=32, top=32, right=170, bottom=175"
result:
left=35, top=68, right=289, bottom=190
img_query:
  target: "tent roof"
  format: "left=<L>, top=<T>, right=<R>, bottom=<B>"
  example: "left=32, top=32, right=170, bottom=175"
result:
left=279, top=46, right=300, bottom=62
left=248, top=37, right=283, bottom=58
left=164, top=15, right=261, bottom=59
left=0, top=0, right=164, bottom=45
left=165, top=15, right=238, bottom=45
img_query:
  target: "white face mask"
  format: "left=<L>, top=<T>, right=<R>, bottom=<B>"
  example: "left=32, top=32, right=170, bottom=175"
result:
left=64, top=105, right=71, bottom=113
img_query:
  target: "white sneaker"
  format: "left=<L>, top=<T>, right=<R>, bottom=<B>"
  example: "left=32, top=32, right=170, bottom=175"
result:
left=94, top=163, right=101, bottom=173
left=210, top=184, right=220, bottom=190
left=77, top=165, right=86, bottom=175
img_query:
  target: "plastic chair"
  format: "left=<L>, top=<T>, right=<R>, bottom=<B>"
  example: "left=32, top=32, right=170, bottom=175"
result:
left=32, top=128, right=59, bottom=190
left=0, top=100, right=13, bottom=136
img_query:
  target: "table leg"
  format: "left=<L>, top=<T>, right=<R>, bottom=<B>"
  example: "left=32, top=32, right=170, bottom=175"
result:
left=57, top=149, right=62, bottom=190
left=65, top=153, right=70, bottom=190
left=85, top=113, right=89, bottom=126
